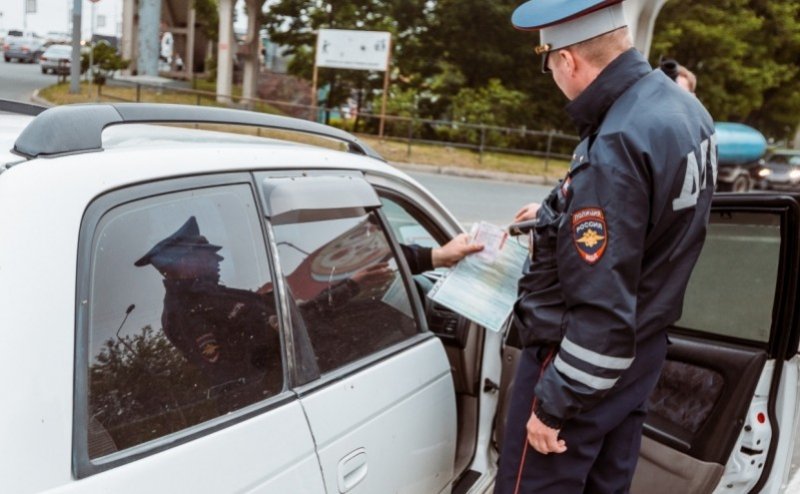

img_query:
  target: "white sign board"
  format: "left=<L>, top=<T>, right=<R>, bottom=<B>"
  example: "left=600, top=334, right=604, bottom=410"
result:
left=316, top=29, right=391, bottom=71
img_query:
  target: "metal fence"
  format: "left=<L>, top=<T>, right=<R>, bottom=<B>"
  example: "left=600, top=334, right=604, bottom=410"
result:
left=97, top=79, right=580, bottom=169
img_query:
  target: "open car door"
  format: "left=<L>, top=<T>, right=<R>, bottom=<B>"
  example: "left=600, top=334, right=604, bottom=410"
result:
left=496, top=193, right=800, bottom=494
left=630, top=193, right=800, bottom=493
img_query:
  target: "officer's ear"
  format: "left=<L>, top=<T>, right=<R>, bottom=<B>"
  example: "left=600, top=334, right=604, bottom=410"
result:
left=553, top=48, right=576, bottom=76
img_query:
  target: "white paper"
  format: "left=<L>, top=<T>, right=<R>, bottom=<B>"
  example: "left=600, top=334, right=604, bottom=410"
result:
left=428, top=224, right=528, bottom=332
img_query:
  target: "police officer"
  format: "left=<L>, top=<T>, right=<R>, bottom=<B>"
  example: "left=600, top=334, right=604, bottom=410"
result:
left=496, top=1, right=717, bottom=492
left=135, top=216, right=282, bottom=406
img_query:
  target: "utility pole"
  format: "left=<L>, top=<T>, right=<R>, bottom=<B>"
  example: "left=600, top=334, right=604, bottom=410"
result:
left=137, top=0, right=161, bottom=76
left=69, top=0, right=82, bottom=94
left=216, top=0, right=233, bottom=103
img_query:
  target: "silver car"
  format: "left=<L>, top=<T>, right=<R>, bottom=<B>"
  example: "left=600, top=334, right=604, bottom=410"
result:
left=39, top=44, right=73, bottom=75
left=3, top=36, right=44, bottom=63
left=758, top=150, right=800, bottom=191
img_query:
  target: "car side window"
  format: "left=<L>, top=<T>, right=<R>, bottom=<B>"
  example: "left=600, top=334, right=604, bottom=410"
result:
left=380, top=196, right=441, bottom=250
left=271, top=209, right=419, bottom=374
left=676, top=211, right=780, bottom=342
left=84, top=184, right=282, bottom=459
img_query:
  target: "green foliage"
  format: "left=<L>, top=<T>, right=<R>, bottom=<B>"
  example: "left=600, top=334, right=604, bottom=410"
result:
left=81, top=43, right=131, bottom=86
left=89, top=326, right=216, bottom=451
left=652, top=0, right=800, bottom=141
left=194, top=0, right=220, bottom=42
left=263, top=0, right=799, bottom=141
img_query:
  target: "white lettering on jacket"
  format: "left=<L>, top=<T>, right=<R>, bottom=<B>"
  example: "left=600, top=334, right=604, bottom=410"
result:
left=673, top=134, right=717, bottom=211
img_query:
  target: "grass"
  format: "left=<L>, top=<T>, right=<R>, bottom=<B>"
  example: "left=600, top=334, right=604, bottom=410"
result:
left=360, top=136, right=569, bottom=179
left=38, top=81, right=282, bottom=115
left=37, top=81, right=570, bottom=178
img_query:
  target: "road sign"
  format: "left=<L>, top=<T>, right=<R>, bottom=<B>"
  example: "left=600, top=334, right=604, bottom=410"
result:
left=315, top=29, right=391, bottom=72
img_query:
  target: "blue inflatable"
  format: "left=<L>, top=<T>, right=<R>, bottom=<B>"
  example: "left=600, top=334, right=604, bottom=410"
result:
left=715, top=122, right=767, bottom=165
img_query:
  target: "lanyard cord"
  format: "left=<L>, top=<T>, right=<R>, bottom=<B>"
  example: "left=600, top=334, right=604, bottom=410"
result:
left=513, top=347, right=557, bottom=494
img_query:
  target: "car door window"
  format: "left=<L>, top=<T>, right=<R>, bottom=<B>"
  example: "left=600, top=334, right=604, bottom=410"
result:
left=83, top=184, right=282, bottom=460
left=271, top=209, right=419, bottom=374
left=380, top=197, right=441, bottom=250
left=676, top=211, right=780, bottom=342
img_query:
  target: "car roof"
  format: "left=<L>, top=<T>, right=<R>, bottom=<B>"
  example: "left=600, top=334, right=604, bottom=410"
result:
left=0, top=106, right=413, bottom=190
left=0, top=113, right=33, bottom=165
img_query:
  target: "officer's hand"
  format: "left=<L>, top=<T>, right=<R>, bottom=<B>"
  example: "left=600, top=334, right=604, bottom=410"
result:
left=526, top=412, right=567, bottom=455
left=514, top=202, right=541, bottom=223
left=432, top=233, right=484, bottom=268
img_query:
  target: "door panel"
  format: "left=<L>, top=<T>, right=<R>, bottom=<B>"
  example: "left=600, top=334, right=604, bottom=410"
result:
left=298, top=338, right=456, bottom=494
left=54, top=402, right=324, bottom=494
left=644, top=334, right=767, bottom=464
left=632, top=437, right=724, bottom=494
left=633, top=195, right=800, bottom=493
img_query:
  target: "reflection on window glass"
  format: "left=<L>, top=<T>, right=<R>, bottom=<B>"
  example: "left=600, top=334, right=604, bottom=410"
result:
left=273, top=210, right=419, bottom=374
left=86, top=185, right=282, bottom=459
left=677, top=212, right=780, bottom=342
left=380, top=197, right=440, bottom=249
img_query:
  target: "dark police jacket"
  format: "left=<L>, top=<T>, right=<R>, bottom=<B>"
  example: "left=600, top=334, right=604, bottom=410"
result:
left=513, top=49, right=717, bottom=428
left=161, top=279, right=278, bottom=390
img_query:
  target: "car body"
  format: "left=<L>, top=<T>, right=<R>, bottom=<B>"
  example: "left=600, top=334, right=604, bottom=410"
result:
left=755, top=150, right=800, bottom=192
left=3, top=36, right=45, bottom=63
left=39, top=44, right=74, bottom=75
left=2, top=101, right=800, bottom=493
left=44, top=31, right=72, bottom=46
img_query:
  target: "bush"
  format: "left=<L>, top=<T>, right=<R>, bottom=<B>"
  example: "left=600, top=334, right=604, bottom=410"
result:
left=81, top=42, right=130, bottom=86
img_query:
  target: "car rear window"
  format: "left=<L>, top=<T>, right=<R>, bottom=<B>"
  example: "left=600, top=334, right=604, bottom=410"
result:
left=44, top=45, right=71, bottom=56
left=81, top=184, right=284, bottom=459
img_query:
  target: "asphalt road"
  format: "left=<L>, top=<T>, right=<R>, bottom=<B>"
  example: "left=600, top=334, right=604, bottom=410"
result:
left=0, top=55, right=57, bottom=101
left=407, top=170, right=552, bottom=227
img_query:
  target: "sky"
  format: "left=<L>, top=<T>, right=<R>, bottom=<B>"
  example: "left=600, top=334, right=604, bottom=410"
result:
left=0, top=0, right=250, bottom=40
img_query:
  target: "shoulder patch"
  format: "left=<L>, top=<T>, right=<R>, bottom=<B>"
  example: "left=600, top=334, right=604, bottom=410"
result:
left=196, top=332, right=220, bottom=363
left=572, top=207, right=607, bottom=265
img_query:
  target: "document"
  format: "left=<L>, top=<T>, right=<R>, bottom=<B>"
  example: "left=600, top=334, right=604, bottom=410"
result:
left=428, top=222, right=528, bottom=332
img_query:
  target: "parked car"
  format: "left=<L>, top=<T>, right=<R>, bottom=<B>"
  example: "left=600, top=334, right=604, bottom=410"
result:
left=754, top=150, right=800, bottom=191
left=39, top=44, right=74, bottom=75
left=1, top=101, right=800, bottom=493
left=3, top=36, right=45, bottom=63
left=44, top=31, right=72, bottom=46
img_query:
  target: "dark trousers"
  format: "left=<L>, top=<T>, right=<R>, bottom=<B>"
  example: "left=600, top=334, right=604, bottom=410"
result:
left=494, top=337, right=666, bottom=494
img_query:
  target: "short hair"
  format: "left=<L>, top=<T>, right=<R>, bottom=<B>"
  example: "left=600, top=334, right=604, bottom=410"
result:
left=568, top=27, right=633, bottom=69
left=676, top=65, right=697, bottom=92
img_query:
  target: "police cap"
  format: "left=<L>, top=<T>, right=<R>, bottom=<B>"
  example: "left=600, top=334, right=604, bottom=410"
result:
left=512, top=0, right=628, bottom=72
left=134, top=216, right=222, bottom=270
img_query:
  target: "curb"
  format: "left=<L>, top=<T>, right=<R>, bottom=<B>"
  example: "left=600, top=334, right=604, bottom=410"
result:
left=30, top=89, right=54, bottom=108
left=391, top=161, right=558, bottom=186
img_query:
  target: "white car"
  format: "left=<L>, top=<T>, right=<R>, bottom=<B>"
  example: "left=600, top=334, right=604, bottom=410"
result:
left=1, top=101, right=799, bottom=493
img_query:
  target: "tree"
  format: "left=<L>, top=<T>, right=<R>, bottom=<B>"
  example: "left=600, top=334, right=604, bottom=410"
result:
left=651, top=0, right=800, bottom=141
left=82, top=43, right=131, bottom=86
left=89, top=325, right=216, bottom=451
left=263, top=0, right=426, bottom=118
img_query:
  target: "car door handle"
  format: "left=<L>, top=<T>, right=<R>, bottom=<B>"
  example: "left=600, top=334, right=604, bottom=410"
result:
left=337, top=448, right=368, bottom=493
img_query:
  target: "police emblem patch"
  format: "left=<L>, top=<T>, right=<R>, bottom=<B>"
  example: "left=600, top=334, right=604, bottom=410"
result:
left=572, top=207, right=607, bottom=265
left=196, top=332, right=220, bottom=363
